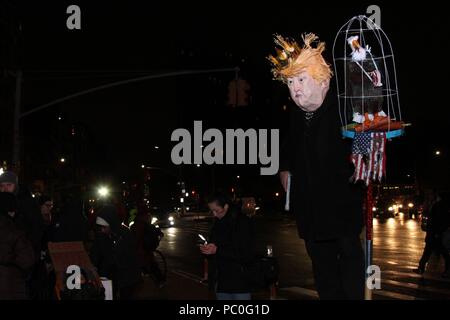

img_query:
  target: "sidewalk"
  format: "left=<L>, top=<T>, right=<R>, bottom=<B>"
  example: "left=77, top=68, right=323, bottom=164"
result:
left=133, top=270, right=282, bottom=300
left=134, top=270, right=211, bottom=300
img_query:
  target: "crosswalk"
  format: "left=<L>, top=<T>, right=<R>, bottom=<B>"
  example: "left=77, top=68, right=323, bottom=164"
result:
left=169, top=217, right=450, bottom=300
left=277, top=267, right=450, bottom=300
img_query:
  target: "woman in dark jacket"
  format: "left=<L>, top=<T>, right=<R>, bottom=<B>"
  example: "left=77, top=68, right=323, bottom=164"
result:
left=200, top=193, right=255, bottom=300
left=0, top=192, right=35, bottom=299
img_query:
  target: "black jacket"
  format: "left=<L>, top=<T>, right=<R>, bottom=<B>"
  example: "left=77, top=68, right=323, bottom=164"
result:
left=280, top=90, right=364, bottom=241
left=0, top=215, right=35, bottom=299
left=207, top=207, right=255, bottom=293
left=90, top=205, right=141, bottom=290
left=52, top=199, right=88, bottom=243
left=14, top=186, right=45, bottom=260
left=427, top=193, right=450, bottom=235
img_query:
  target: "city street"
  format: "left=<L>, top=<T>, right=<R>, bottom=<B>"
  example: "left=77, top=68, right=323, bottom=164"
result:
left=152, top=212, right=450, bottom=300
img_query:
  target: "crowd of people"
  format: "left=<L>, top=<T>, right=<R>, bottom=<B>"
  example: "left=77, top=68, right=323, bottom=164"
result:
left=0, top=170, right=166, bottom=300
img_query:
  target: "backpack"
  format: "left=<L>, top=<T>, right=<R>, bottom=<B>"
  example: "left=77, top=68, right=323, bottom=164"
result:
left=229, top=210, right=279, bottom=291
left=243, top=255, right=279, bottom=291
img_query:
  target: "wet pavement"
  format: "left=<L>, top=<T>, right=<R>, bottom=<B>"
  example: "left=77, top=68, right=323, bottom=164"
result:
left=139, top=212, right=450, bottom=300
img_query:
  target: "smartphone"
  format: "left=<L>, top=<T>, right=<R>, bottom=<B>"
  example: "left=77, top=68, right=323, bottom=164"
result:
left=198, top=234, right=208, bottom=245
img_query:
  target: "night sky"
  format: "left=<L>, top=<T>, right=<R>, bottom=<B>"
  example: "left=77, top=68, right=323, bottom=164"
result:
left=2, top=0, right=449, bottom=193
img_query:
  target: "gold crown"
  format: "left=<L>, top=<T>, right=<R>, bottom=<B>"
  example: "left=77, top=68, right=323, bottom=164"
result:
left=267, top=33, right=332, bottom=83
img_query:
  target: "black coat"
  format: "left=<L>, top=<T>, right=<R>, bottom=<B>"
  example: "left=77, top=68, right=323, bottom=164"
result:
left=90, top=205, right=141, bottom=290
left=280, top=91, right=364, bottom=241
left=52, top=199, right=88, bottom=243
left=0, top=215, right=35, bottom=299
left=14, top=186, right=45, bottom=260
left=426, top=194, right=450, bottom=236
left=207, top=207, right=255, bottom=293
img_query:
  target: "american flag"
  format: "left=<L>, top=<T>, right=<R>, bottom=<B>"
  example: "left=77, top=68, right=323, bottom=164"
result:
left=350, top=132, right=386, bottom=185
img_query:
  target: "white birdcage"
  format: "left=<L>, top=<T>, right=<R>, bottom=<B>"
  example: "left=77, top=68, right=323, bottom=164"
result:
left=332, top=15, right=404, bottom=139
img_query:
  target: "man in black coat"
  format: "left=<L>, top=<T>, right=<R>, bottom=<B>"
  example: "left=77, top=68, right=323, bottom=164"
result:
left=415, top=192, right=450, bottom=277
left=269, top=33, right=365, bottom=299
left=90, top=204, right=142, bottom=299
left=0, top=171, right=45, bottom=299
left=0, top=192, right=35, bottom=299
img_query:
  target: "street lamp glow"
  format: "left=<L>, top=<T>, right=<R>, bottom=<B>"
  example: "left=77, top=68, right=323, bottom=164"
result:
left=196, top=164, right=201, bottom=167
left=372, top=207, right=377, bottom=212
left=237, top=175, right=240, bottom=179
left=60, top=158, right=66, bottom=163
left=141, top=164, right=145, bottom=169
left=275, top=192, right=279, bottom=197
left=185, top=192, right=189, bottom=197
left=435, top=150, right=441, bottom=156
left=180, top=198, right=184, bottom=203
left=154, top=146, right=159, bottom=149
left=97, top=186, right=110, bottom=198
left=0, top=168, right=4, bottom=175
left=388, top=206, right=393, bottom=212
left=408, top=203, right=414, bottom=208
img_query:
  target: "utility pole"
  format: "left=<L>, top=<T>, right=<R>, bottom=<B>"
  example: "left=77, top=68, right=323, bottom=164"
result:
left=12, top=69, right=22, bottom=173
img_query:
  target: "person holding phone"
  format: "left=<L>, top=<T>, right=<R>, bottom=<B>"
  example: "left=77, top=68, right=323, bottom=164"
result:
left=199, top=193, right=255, bottom=300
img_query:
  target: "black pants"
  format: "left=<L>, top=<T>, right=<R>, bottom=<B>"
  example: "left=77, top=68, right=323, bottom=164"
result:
left=305, top=236, right=365, bottom=300
left=419, top=233, right=450, bottom=271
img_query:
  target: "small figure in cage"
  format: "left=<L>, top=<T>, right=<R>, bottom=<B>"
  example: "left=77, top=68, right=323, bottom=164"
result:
left=339, top=32, right=404, bottom=133
left=346, top=35, right=386, bottom=125
left=268, top=33, right=365, bottom=300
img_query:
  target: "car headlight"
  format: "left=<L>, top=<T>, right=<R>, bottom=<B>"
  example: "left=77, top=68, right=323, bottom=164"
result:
left=168, top=216, right=174, bottom=222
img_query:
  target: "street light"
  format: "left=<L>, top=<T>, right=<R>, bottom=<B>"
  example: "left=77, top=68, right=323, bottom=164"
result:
left=0, top=168, right=4, bottom=176
left=141, top=164, right=145, bottom=169
left=98, top=186, right=110, bottom=198
left=60, top=158, right=66, bottom=163
left=408, top=203, right=414, bottom=208
left=435, top=150, right=441, bottom=156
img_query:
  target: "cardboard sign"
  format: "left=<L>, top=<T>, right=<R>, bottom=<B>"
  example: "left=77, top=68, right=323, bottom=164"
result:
left=47, top=241, right=103, bottom=298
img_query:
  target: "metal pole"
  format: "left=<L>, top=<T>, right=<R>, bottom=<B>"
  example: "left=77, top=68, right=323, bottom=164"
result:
left=16, top=67, right=238, bottom=173
left=365, top=183, right=374, bottom=300
left=12, top=70, right=22, bottom=173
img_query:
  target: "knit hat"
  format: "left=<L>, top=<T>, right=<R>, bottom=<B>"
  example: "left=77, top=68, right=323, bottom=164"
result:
left=95, top=216, right=110, bottom=227
left=0, top=171, right=18, bottom=185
